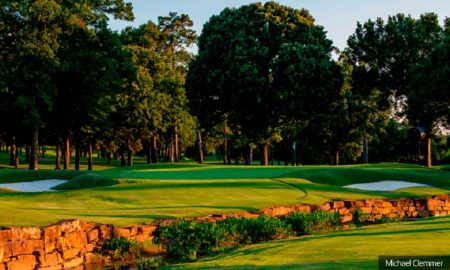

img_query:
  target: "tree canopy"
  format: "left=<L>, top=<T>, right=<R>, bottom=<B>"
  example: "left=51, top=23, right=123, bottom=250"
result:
left=187, top=2, right=342, bottom=166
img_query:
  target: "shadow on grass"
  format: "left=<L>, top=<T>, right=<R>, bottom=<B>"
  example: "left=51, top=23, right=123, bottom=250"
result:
left=167, top=261, right=374, bottom=270
left=101, top=181, right=301, bottom=191
left=286, top=227, right=450, bottom=244
left=20, top=205, right=259, bottom=213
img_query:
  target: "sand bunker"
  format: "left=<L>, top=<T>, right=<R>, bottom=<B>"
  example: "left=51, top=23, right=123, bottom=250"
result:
left=0, top=179, right=67, bottom=192
left=344, top=180, right=431, bottom=191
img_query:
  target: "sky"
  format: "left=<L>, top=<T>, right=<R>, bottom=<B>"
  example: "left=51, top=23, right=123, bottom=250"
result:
left=109, top=0, right=450, bottom=52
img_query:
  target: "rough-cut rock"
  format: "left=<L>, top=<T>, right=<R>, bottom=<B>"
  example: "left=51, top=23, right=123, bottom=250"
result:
left=332, top=201, right=345, bottom=209
left=59, top=220, right=80, bottom=234
left=10, top=227, right=41, bottom=241
left=320, top=202, right=331, bottom=211
left=0, top=230, right=12, bottom=242
left=62, top=248, right=80, bottom=260
left=63, top=257, right=83, bottom=269
left=114, top=227, right=131, bottom=238
left=39, top=251, right=62, bottom=267
left=65, top=231, right=86, bottom=249
left=7, top=254, right=37, bottom=270
left=340, top=214, right=353, bottom=223
left=2, top=239, right=44, bottom=258
left=87, top=228, right=99, bottom=242
left=98, top=225, right=114, bottom=239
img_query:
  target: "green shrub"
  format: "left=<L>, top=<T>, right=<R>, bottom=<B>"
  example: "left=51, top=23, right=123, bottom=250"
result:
left=103, top=237, right=138, bottom=259
left=137, top=257, right=164, bottom=270
left=352, top=209, right=370, bottom=225
left=155, top=216, right=292, bottom=262
left=284, top=211, right=341, bottom=235
left=52, top=174, right=118, bottom=190
left=241, top=215, right=292, bottom=243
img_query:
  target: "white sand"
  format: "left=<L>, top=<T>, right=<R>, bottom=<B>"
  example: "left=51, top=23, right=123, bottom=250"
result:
left=0, top=179, right=67, bottom=192
left=344, top=180, right=431, bottom=191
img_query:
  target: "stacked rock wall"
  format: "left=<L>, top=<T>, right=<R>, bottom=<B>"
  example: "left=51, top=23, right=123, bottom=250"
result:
left=0, top=220, right=157, bottom=270
left=0, top=195, right=449, bottom=269
left=260, top=194, right=450, bottom=222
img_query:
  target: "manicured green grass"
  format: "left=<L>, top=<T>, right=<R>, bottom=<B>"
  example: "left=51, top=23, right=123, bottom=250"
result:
left=0, top=161, right=448, bottom=227
left=164, top=216, right=450, bottom=269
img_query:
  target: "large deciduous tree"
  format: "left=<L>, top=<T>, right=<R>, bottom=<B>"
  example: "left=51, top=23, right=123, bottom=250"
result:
left=187, top=2, right=340, bottom=166
left=346, top=13, right=445, bottom=167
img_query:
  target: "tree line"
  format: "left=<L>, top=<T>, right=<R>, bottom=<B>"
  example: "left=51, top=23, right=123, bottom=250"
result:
left=187, top=2, right=449, bottom=167
left=0, top=1, right=448, bottom=170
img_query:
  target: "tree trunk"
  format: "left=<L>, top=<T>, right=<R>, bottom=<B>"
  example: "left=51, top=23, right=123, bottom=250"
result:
left=41, top=146, right=45, bottom=158
left=127, top=143, right=133, bottom=166
left=335, top=150, right=340, bottom=166
left=10, top=135, right=18, bottom=167
left=151, top=135, right=158, bottom=163
left=64, top=135, right=70, bottom=170
left=197, top=129, right=204, bottom=164
left=174, top=126, right=179, bottom=162
left=170, top=143, right=175, bottom=163
left=14, top=146, right=19, bottom=168
left=75, top=143, right=80, bottom=170
left=55, top=143, right=61, bottom=170
left=426, top=137, right=432, bottom=168
left=223, top=137, right=228, bottom=165
left=248, top=145, right=253, bottom=165
left=88, top=142, right=93, bottom=171
left=146, top=136, right=152, bottom=164
left=28, top=129, right=39, bottom=170
left=362, top=137, right=369, bottom=164
left=262, top=140, right=269, bottom=166
left=25, top=145, right=30, bottom=162
left=107, top=145, right=112, bottom=164
left=120, top=144, right=126, bottom=167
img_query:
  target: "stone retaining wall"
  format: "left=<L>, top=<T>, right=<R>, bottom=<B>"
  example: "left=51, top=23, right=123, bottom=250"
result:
left=1, top=194, right=449, bottom=269
left=0, top=220, right=156, bottom=270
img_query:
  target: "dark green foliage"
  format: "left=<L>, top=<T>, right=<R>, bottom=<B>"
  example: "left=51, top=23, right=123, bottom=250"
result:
left=104, top=237, right=138, bottom=259
left=283, top=211, right=341, bottom=235
left=346, top=13, right=446, bottom=132
left=52, top=174, right=118, bottom=190
left=187, top=2, right=340, bottom=165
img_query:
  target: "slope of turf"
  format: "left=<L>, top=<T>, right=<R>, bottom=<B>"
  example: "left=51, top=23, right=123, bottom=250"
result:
left=0, top=162, right=448, bottom=227
left=164, top=216, right=450, bottom=269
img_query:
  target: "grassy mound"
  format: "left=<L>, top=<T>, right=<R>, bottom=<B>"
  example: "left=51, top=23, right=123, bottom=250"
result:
left=52, top=174, right=119, bottom=190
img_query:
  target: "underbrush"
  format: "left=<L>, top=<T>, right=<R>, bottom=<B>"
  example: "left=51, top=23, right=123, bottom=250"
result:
left=103, top=237, right=138, bottom=260
left=155, top=211, right=341, bottom=263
